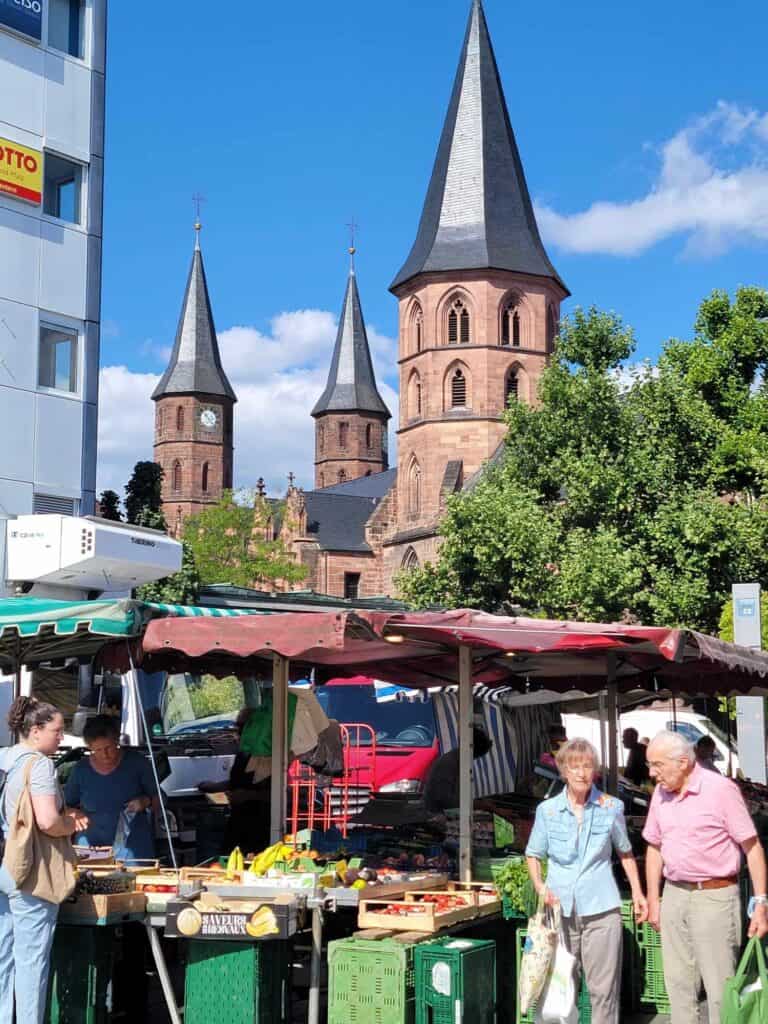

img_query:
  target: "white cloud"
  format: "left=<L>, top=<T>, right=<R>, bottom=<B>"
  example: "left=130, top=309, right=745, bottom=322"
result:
left=537, top=101, right=768, bottom=257
left=96, top=311, right=399, bottom=500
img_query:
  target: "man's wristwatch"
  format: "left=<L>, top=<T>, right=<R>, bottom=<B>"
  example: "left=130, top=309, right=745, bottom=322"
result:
left=747, top=895, right=768, bottom=916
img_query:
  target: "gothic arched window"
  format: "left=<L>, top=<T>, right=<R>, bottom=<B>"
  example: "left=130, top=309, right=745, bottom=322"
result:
left=338, top=422, right=348, bottom=449
left=412, top=303, right=424, bottom=353
left=201, top=462, right=209, bottom=493
left=338, top=469, right=347, bottom=483
left=157, top=407, right=165, bottom=435
left=501, top=300, right=521, bottom=347
left=506, top=370, right=519, bottom=404
left=447, top=297, right=470, bottom=345
left=318, top=472, right=324, bottom=488
left=172, top=460, right=182, bottom=493
left=408, top=370, right=422, bottom=420
left=407, top=459, right=421, bottom=517
left=451, top=368, right=467, bottom=407
left=317, top=423, right=324, bottom=453
left=402, top=547, right=420, bottom=571
left=365, top=423, right=373, bottom=450
left=176, top=406, right=184, bottom=432
left=547, top=305, right=558, bottom=348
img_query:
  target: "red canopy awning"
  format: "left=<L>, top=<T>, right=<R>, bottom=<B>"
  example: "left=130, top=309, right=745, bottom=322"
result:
left=136, top=607, right=768, bottom=696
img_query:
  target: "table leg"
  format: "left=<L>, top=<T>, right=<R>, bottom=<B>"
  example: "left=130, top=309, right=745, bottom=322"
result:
left=308, top=906, right=324, bottom=1024
left=144, top=921, right=183, bottom=1024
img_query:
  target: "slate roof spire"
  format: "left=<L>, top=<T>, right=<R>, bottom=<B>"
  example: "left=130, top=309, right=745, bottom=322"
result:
left=391, top=0, right=567, bottom=294
left=152, top=224, right=237, bottom=402
left=312, top=262, right=391, bottom=418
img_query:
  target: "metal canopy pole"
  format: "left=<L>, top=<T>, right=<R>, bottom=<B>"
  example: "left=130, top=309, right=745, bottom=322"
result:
left=606, top=654, right=619, bottom=795
left=458, top=644, right=474, bottom=883
left=270, top=654, right=289, bottom=844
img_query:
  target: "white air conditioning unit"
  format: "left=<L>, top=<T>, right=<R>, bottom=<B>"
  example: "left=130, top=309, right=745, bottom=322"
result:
left=6, top=515, right=183, bottom=598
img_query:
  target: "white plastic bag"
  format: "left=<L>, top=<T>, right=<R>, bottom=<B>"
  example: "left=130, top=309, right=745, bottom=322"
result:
left=535, top=925, right=578, bottom=1024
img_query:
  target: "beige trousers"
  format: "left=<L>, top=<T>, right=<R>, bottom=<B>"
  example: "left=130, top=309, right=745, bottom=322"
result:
left=562, top=908, right=623, bottom=1024
left=660, top=881, right=741, bottom=1024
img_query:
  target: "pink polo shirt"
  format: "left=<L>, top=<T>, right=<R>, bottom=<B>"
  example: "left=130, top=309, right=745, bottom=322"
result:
left=642, top=763, right=756, bottom=882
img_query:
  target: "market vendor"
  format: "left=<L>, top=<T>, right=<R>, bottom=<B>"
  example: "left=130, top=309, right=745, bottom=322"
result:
left=64, top=716, right=157, bottom=861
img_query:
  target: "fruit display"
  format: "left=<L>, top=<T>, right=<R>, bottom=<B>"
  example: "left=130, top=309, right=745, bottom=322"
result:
left=358, top=889, right=479, bottom=932
left=75, top=869, right=135, bottom=895
left=164, top=892, right=297, bottom=942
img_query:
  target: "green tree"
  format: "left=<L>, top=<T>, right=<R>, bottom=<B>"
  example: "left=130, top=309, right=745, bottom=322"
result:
left=98, top=489, right=122, bottom=521
left=398, top=290, right=768, bottom=632
left=183, top=492, right=307, bottom=590
left=134, top=508, right=201, bottom=605
left=125, top=462, right=164, bottom=524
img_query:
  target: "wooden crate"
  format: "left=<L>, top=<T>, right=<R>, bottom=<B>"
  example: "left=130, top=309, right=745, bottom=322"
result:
left=59, top=891, right=147, bottom=925
left=445, top=881, right=502, bottom=917
left=358, top=897, right=477, bottom=933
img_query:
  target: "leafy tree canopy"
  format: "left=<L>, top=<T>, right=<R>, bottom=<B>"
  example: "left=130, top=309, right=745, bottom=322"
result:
left=133, top=508, right=201, bottom=605
left=98, top=490, right=122, bottom=521
left=183, top=492, right=307, bottom=590
left=125, top=462, right=164, bottom=524
left=399, top=289, right=768, bottom=633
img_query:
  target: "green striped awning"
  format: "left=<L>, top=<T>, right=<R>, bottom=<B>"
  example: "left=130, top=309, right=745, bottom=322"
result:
left=143, top=602, right=264, bottom=618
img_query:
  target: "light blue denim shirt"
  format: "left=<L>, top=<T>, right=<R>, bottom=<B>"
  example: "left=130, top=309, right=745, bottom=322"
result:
left=525, top=786, right=632, bottom=917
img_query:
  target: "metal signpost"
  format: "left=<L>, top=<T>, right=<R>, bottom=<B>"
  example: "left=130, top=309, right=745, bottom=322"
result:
left=732, top=583, right=767, bottom=785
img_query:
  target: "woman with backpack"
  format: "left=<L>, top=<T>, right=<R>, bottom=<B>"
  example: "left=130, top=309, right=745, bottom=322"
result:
left=0, top=696, right=89, bottom=1024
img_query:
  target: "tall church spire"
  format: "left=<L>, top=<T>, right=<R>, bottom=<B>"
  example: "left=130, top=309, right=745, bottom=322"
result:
left=152, top=227, right=237, bottom=402
left=312, top=265, right=390, bottom=418
left=391, top=0, right=567, bottom=293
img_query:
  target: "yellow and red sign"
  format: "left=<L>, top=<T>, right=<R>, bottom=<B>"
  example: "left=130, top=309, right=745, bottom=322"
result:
left=0, top=138, right=42, bottom=205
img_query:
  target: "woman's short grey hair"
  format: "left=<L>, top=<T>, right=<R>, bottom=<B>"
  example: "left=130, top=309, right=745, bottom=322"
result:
left=649, top=729, right=695, bottom=762
left=555, top=737, right=600, bottom=775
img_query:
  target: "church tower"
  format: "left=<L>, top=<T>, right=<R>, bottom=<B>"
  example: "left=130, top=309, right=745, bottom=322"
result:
left=389, top=0, right=568, bottom=563
left=152, top=224, right=236, bottom=536
left=312, top=254, right=391, bottom=489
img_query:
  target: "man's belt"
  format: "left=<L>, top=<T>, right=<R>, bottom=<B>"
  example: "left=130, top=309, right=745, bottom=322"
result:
left=670, top=876, right=738, bottom=891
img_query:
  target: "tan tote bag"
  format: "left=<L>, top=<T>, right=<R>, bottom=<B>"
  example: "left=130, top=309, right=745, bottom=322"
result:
left=3, top=756, right=77, bottom=904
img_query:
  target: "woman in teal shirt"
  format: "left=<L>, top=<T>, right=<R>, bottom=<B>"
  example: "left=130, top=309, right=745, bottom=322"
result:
left=526, top=738, right=647, bottom=1024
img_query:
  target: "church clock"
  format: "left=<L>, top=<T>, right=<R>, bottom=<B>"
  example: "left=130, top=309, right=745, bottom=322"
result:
left=200, top=407, right=218, bottom=430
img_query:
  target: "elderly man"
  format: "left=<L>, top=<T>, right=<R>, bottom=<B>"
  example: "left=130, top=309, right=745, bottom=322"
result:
left=643, top=730, right=768, bottom=1024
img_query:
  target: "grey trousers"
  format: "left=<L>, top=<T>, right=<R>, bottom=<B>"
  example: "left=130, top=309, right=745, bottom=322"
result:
left=660, top=881, right=741, bottom=1024
left=562, top=908, right=623, bottom=1024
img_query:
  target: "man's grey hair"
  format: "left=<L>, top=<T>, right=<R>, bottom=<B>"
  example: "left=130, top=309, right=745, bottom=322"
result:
left=648, top=729, right=695, bottom=762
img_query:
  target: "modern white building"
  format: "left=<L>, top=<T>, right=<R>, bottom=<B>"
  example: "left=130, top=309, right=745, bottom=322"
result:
left=0, top=0, right=106, bottom=597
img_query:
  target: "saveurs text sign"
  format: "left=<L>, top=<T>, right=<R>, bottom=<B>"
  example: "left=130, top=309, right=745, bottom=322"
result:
left=0, top=0, right=43, bottom=41
left=0, top=138, right=42, bottom=205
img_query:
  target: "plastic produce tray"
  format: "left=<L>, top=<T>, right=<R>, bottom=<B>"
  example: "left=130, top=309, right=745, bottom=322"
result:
left=414, top=936, right=496, bottom=1024
left=328, top=937, right=419, bottom=1024
left=184, top=939, right=288, bottom=1024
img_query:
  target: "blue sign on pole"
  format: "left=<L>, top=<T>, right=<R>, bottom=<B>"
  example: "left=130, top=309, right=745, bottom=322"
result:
left=0, top=0, right=43, bottom=42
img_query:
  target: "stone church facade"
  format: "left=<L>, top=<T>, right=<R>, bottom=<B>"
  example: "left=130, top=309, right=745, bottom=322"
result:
left=153, top=0, right=568, bottom=599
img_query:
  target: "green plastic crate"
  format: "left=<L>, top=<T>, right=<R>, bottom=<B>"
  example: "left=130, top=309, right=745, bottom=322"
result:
left=515, top=927, right=592, bottom=1024
left=46, top=926, right=116, bottom=1024
left=634, top=920, right=671, bottom=1015
left=184, top=940, right=288, bottom=1024
left=414, top=937, right=496, bottom=1024
left=328, top=938, right=417, bottom=1024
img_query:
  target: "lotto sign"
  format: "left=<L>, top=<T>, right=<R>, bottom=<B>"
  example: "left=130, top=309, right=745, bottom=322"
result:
left=0, top=138, right=42, bottom=205
left=0, top=0, right=43, bottom=41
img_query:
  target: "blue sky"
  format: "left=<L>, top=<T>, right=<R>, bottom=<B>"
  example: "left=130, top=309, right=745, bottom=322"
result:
left=97, top=0, right=768, bottom=495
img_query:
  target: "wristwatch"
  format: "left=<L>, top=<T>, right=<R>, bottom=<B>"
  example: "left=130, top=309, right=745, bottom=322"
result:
left=747, top=895, right=768, bottom=915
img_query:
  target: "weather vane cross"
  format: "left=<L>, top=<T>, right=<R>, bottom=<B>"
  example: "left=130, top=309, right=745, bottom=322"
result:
left=192, top=192, right=206, bottom=227
left=346, top=217, right=358, bottom=270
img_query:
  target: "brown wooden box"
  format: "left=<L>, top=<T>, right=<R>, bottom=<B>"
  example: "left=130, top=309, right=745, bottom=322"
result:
left=357, top=896, right=477, bottom=933
left=59, top=891, right=147, bottom=925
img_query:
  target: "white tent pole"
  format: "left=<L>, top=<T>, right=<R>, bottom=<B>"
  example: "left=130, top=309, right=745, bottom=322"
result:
left=270, top=654, right=289, bottom=844
left=606, top=654, right=619, bottom=795
left=458, top=643, right=474, bottom=883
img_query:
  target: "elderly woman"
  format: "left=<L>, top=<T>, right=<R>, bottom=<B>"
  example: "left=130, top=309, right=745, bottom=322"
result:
left=526, top=738, right=648, bottom=1024
left=64, top=716, right=157, bottom=861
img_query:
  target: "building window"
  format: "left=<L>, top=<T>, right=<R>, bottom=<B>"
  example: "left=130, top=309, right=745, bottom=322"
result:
left=451, top=368, right=467, bottom=407
left=547, top=306, right=558, bottom=348
left=176, top=406, right=184, bottom=431
left=402, top=547, right=420, bottom=571
left=408, top=458, right=421, bottom=516
left=501, top=302, right=521, bottom=347
left=33, top=493, right=76, bottom=515
left=38, top=325, right=78, bottom=393
left=318, top=472, right=324, bottom=488
left=48, top=0, right=85, bottom=58
left=43, top=153, right=82, bottom=224
left=317, top=423, right=324, bottom=453
left=338, top=422, right=348, bottom=449
left=157, top=407, right=165, bottom=435
left=412, top=303, right=424, bottom=353
left=344, top=573, right=361, bottom=600
left=338, top=469, right=347, bottom=483
left=447, top=298, right=470, bottom=345
left=172, top=461, right=182, bottom=493
left=506, top=370, right=519, bottom=404
left=365, top=423, right=373, bottom=450
left=408, top=370, right=422, bottom=420
left=201, top=462, right=209, bottom=493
